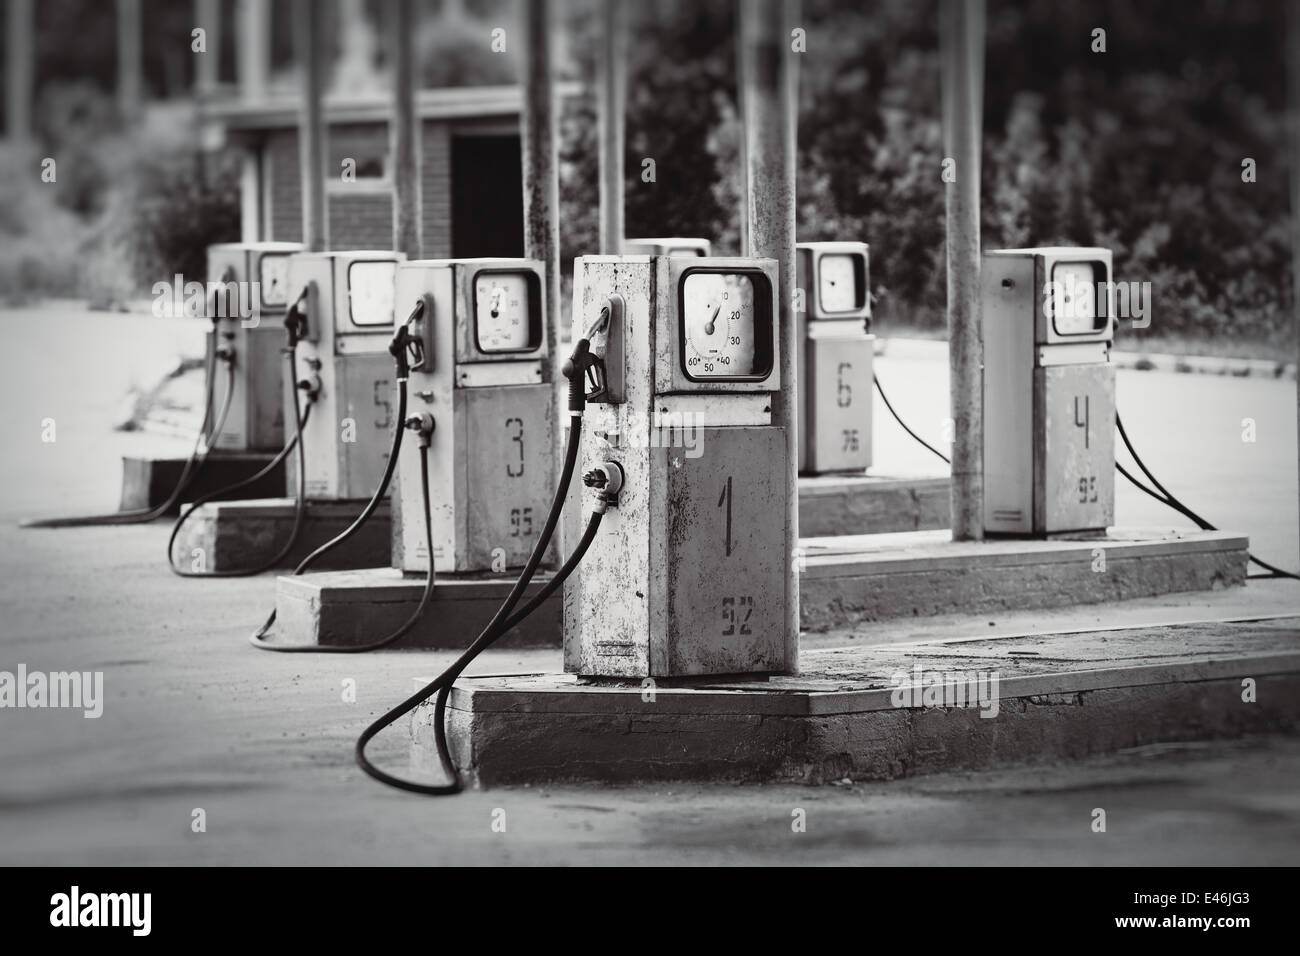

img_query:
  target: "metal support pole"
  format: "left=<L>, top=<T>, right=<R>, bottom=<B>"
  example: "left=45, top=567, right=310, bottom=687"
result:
left=391, top=0, right=422, bottom=260
left=741, top=0, right=800, bottom=673
left=597, top=0, right=627, bottom=255
left=196, top=0, right=220, bottom=96
left=294, top=0, right=327, bottom=252
left=940, top=0, right=985, bottom=541
left=521, top=0, right=561, bottom=529
left=117, top=0, right=142, bottom=122
left=734, top=0, right=750, bottom=256
left=521, top=0, right=560, bottom=372
left=5, top=0, right=33, bottom=141
left=1288, top=3, right=1300, bottom=569
left=237, top=0, right=270, bottom=101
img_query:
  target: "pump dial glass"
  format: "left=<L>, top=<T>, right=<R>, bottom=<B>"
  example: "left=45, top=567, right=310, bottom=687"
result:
left=348, top=261, right=397, bottom=327
left=681, top=271, right=771, bottom=381
left=259, top=254, right=289, bottom=309
left=475, top=273, right=532, bottom=352
left=1049, top=262, right=1101, bottom=335
left=818, top=253, right=859, bottom=313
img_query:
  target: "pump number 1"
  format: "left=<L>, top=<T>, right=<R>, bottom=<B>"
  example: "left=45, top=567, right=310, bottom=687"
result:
left=718, top=476, right=734, bottom=556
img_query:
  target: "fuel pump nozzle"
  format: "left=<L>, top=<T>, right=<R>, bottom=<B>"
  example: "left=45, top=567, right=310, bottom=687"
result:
left=389, top=300, right=427, bottom=380
left=284, top=286, right=310, bottom=347
left=280, top=287, right=319, bottom=400
left=562, top=304, right=613, bottom=408
left=213, top=327, right=236, bottom=365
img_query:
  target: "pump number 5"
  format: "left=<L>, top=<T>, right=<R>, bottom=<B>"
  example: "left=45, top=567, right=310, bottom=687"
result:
left=374, top=381, right=392, bottom=429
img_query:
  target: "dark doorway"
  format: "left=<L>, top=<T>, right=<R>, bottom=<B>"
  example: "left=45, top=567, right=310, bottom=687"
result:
left=451, top=134, right=525, bottom=258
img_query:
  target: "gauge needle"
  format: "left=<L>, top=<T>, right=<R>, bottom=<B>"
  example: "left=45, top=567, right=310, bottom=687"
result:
left=704, top=300, right=721, bottom=335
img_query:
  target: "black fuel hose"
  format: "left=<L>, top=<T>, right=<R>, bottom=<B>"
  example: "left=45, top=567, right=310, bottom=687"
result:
left=1115, top=412, right=1299, bottom=580
left=167, top=342, right=314, bottom=577
left=249, top=303, right=428, bottom=647
left=22, top=327, right=235, bottom=528
left=354, top=335, right=602, bottom=795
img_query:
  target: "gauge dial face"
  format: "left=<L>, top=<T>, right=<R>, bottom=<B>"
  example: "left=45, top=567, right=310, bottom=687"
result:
left=475, top=273, right=532, bottom=352
left=818, top=253, right=859, bottom=313
left=348, top=261, right=396, bottom=327
left=681, top=272, right=766, bottom=380
left=259, top=254, right=289, bottom=308
left=1049, top=262, right=1099, bottom=334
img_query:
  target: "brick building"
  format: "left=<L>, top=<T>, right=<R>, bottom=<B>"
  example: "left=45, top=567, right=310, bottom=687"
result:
left=201, top=85, right=537, bottom=258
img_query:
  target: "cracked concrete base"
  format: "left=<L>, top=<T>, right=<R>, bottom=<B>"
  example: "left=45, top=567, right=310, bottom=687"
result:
left=269, top=526, right=1250, bottom=651
left=273, top=566, right=561, bottom=648
left=173, top=497, right=391, bottom=571
left=118, top=453, right=285, bottom=514
left=799, top=527, right=1248, bottom=630
left=413, top=618, right=1300, bottom=787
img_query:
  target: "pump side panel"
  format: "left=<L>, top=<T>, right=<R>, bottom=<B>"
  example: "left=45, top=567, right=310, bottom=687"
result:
left=286, top=257, right=335, bottom=497
left=660, top=426, right=788, bottom=677
left=804, top=328, right=873, bottom=474
left=461, top=384, right=557, bottom=571
left=210, top=317, right=249, bottom=452
left=982, top=255, right=1035, bottom=534
left=563, top=257, right=655, bottom=678
left=334, top=354, right=397, bottom=501
left=1035, top=363, right=1115, bottom=533
left=243, top=322, right=288, bottom=450
left=795, top=249, right=810, bottom=473
left=396, top=265, right=456, bottom=573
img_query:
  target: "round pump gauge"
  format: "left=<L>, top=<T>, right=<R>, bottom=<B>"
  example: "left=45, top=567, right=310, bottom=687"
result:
left=1049, top=262, right=1102, bottom=335
left=817, top=253, right=859, bottom=313
left=348, top=260, right=397, bottom=327
left=475, top=273, right=533, bottom=352
left=680, top=270, right=772, bottom=381
left=259, top=254, right=289, bottom=309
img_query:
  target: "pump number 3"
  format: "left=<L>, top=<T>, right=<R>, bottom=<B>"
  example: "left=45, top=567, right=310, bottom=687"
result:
left=505, top=417, right=525, bottom=478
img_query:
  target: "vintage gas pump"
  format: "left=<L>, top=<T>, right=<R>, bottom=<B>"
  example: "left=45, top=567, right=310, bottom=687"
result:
left=623, top=237, right=712, bottom=258
left=982, top=246, right=1115, bottom=536
left=284, top=250, right=406, bottom=501
left=563, top=254, right=791, bottom=678
left=204, top=242, right=304, bottom=452
left=795, top=241, right=872, bottom=474
left=392, top=258, right=557, bottom=573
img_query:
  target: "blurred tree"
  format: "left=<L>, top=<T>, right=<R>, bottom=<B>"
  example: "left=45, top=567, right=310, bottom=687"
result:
left=8, top=0, right=1294, bottom=348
